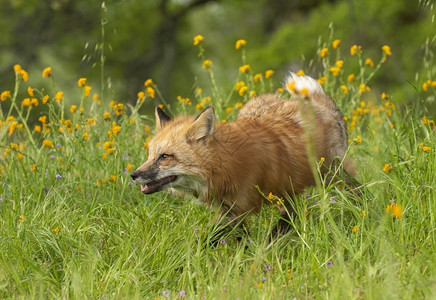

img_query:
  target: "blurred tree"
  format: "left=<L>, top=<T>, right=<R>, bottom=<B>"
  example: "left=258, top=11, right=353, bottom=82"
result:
left=0, top=0, right=434, bottom=113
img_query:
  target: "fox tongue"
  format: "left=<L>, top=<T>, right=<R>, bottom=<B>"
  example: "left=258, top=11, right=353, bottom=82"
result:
left=140, top=175, right=177, bottom=194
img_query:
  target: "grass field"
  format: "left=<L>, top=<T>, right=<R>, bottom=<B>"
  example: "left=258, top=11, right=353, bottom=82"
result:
left=1, top=37, right=436, bottom=299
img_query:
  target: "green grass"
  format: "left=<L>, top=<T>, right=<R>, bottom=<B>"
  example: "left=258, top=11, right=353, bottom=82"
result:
left=1, top=38, right=436, bottom=299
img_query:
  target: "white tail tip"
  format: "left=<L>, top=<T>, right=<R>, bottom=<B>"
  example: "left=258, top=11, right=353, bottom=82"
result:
left=285, top=72, right=324, bottom=96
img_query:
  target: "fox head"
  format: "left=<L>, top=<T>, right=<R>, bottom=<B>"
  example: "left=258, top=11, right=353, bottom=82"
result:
left=131, top=106, right=215, bottom=196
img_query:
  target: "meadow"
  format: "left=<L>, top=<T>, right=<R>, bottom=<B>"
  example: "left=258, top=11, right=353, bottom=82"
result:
left=0, top=35, right=436, bottom=299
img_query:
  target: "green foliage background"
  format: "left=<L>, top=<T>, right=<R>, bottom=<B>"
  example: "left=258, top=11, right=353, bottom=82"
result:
left=1, top=0, right=434, bottom=114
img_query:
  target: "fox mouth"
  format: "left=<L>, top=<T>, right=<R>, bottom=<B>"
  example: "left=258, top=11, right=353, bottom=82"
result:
left=140, top=175, right=178, bottom=194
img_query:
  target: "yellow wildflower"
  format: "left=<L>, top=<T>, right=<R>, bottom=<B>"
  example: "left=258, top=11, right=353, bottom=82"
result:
left=287, top=81, right=296, bottom=93
left=340, top=85, right=348, bottom=94
left=27, top=86, right=34, bottom=97
left=226, top=107, right=233, bottom=114
left=146, top=87, right=155, bottom=98
left=202, top=60, right=212, bottom=69
left=193, top=34, right=204, bottom=46
left=382, top=45, right=392, bottom=56
left=317, top=76, right=327, bottom=85
left=110, top=175, right=117, bottom=182
left=42, top=95, right=49, bottom=104
left=361, top=210, right=366, bottom=217
left=34, top=125, right=41, bottom=133
left=254, top=73, right=262, bottom=83
left=55, top=91, right=64, bottom=103
left=382, top=163, right=392, bottom=173
left=30, top=165, right=36, bottom=171
left=113, top=103, right=124, bottom=116
left=112, top=123, right=121, bottom=136
left=93, top=93, right=101, bottom=104
left=144, top=79, right=154, bottom=87
left=238, top=86, right=248, bottom=96
left=42, top=139, right=53, bottom=148
left=70, top=105, right=77, bottom=113
left=13, top=64, right=22, bottom=74
left=19, top=70, right=29, bottom=82
left=335, top=60, right=344, bottom=68
left=300, top=88, right=309, bottom=96
left=235, top=81, right=246, bottom=91
left=347, top=74, right=355, bottom=82
left=265, top=69, right=274, bottom=79
left=1, top=91, right=11, bottom=101
left=137, top=91, right=145, bottom=101
left=196, top=103, right=204, bottom=111
left=354, top=136, right=362, bottom=143
left=235, top=39, right=247, bottom=50
left=350, top=45, right=362, bottom=56
left=77, top=78, right=87, bottom=87
left=365, top=58, right=374, bottom=68
left=352, top=226, right=359, bottom=233
left=332, top=39, right=341, bottom=49
left=42, top=67, right=52, bottom=78
left=296, top=69, right=305, bottom=76
left=359, top=84, right=370, bottom=94
left=268, top=192, right=274, bottom=200
left=126, top=164, right=133, bottom=172
left=422, top=146, right=431, bottom=152
left=239, top=64, right=251, bottom=74
left=320, top=47, right=328, bottom=58
left=329, top=66, right=341, bottom=77
left=83, top=132, right=90, bottom=141
left=51, top=228, right=60, bottom=233
left=84, top=85, right=92, bottom=97
left=320, top=157, right=325, bottom=162
left=386, top=202, right=403, bottom=218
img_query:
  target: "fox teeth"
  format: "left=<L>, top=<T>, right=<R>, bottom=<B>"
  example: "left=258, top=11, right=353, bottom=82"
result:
left=141, top=184, right=148, bottom=193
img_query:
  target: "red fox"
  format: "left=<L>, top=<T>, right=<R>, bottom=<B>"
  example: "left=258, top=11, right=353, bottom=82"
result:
left=131, top=72, right=355, bottom=233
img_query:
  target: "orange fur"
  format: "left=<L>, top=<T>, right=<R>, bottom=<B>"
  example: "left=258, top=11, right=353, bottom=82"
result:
left=131, top=73, right=355, bottom=228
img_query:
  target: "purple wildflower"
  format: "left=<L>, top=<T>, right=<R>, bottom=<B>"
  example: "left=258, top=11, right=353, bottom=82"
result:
left=179, top=290, right=186, bottom=297
left=330, top=198, right=337, bottom=203
left=57, top=143, right=61, bottom=148
left=162, top=290, right=169, bottom=298
left=129, top=182, right=134, bottom=186
left=265, top=264, right=271, bottom=271
left=327, top=261, right=333, bottom=267
left=50, top=154, right=55, bottom=159
left=262, top=276, right=267, bottom=281
left=55, top=174, right=62, bottom=179
left=305, top=194, right=310, bottom=199
left=220, top=239, right=226, bottom=244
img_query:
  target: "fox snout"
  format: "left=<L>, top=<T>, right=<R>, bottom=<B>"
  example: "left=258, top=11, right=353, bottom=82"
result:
left=131, top=165, right=178, bottom=195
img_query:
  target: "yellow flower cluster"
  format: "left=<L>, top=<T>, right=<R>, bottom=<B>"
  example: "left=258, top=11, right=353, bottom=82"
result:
left=239, top=64, right=251, bottom=74
left=177, top=96, right=192, bottom=106
left=329, top=60, right=344, bottom=76
left=14, top=64, right=29, bottom=82
left=235, top=39, right=247, bottom=50
left=422, top=79, right=436, bottom=91
left=386, top=202, right=403, bottom=218
left=193, top=34, right=204, bottom=46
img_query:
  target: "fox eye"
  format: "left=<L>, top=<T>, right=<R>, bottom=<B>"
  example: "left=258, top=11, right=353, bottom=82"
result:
left=158, top=153, right=172, bottom=162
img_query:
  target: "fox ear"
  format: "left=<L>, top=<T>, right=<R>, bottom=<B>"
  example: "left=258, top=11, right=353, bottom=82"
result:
left=155, top=107, right=171, bottom=131
left=186, top=106, right=215, bottom=142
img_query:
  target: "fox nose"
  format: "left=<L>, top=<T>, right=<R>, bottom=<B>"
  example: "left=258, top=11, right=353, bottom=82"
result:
left=130, top=171, right=139, bottom=181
